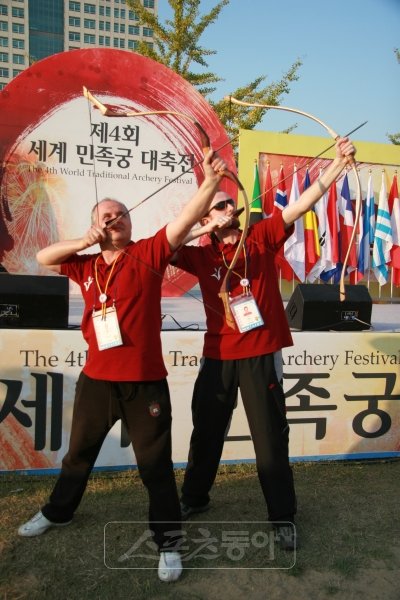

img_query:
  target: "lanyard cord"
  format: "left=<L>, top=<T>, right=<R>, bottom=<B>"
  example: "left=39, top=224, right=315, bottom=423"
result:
left=94, top=253, right=122, bottom=318
left=220, top=243, right=250, bottom=295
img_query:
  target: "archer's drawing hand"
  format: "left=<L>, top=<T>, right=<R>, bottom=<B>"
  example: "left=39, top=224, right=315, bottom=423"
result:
left=207, top=213, right=237, bottom=232
left=82, top=225, right=107, bottom=249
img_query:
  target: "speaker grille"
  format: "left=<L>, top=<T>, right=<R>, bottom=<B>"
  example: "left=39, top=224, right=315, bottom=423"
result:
left=285, top=284, right=372, bottom=331
left=0, top=274, right=69, bottom=329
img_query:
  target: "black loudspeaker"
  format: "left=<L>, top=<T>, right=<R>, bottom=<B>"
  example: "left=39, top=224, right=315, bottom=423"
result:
left=0, top=274, right=69, bottom=329
left=285, top=284, right=372, bottom=331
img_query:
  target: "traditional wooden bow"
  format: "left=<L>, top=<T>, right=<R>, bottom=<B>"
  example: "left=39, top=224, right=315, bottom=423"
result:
left=217, top=184, right=250, bottom=329
left=83, top=87, right=250, bottom=327
left=225, top=96, right=362, bottom=301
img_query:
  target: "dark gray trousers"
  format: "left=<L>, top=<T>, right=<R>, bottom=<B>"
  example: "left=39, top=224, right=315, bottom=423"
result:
left=181, top=354, right=296, bottom=522
left=42, top=372, right=181, bottom=550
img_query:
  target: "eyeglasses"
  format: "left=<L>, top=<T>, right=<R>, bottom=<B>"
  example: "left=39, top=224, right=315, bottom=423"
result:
left=209, top=199, right=236, bottom=212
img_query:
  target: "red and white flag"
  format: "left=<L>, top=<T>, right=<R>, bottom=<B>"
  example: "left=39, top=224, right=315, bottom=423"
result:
left=388, top=173, right=400, bottom=286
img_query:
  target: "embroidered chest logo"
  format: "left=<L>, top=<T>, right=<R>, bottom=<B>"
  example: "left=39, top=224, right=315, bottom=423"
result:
left=84, top=275, right=94, bottom=291
left=211, top=266, right=222, bottom=281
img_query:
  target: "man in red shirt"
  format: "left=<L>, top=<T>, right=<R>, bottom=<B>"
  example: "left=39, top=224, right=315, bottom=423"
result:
left=174, top=137, right=356, bottom=551
left=17, top=150, right=227, bottom=582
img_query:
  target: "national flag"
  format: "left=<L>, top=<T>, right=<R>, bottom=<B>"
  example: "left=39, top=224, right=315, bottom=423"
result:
left=284, top=165, right=305, bottom=282
left=352, top=171, right=375, bottom=282
left=372, top=171, right=393, bottom=285
left=320, top=180, right=341, bottom=282
left=274, top=164, right=288, bottom=211
left=308, top=168, right=333, bottom=281
left=387, top=173, right=400, bottom=286
left=328, top=181, right=340, bottom=264
left=302, top=169, right=321, bottom=279
left=250, top=160, right=263, bottom=225
left=263, top=161, right=275, bottom=216
left=273, top=164, right=295, bottom=281
left=338, top=172, right=357, bottom=273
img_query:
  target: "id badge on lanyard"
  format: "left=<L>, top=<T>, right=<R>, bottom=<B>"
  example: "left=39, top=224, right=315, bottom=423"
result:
left=229, top=292, right=264, bottom=333
left=92, top=304, right=123, bottom=350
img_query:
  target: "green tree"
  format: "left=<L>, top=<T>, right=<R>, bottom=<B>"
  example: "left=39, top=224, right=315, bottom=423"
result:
left=129, top=0, right=230, bottom=96
left=128, top=0, right=302, bottom=145
left=387, top=48, right=400, bottom=145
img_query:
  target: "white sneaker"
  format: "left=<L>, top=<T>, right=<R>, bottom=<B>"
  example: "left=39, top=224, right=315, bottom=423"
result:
left=18, top=511, right=72, bottom=537
left=158, top=551, right=182, bottom=582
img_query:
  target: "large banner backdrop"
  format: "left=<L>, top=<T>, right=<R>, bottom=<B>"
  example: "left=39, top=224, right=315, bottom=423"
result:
left=1, top=328, right=399, bottom=472
left=0, top=48, right=236, bottom=295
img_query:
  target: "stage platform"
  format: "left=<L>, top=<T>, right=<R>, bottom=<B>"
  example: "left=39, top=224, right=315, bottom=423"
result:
left=69, top=295, right=399, bottom=332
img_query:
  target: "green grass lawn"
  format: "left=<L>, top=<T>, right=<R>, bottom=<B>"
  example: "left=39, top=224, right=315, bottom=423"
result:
left=1, top=460, right=399, bottom=600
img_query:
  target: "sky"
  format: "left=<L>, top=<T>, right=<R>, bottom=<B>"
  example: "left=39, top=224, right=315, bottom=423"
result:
left=158, top=0, right=400, bottom=145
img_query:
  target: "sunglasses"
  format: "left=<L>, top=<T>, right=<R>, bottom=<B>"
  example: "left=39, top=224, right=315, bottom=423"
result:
left=210, top=199, right=236, bottom=212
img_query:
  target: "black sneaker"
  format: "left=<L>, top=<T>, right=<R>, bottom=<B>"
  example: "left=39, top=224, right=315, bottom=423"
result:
left=180, top=502, right=210, bottom=521
left=274, top=523, right=298, bottom=551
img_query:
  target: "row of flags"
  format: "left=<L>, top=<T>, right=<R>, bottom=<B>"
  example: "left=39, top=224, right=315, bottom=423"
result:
left=250, top=161, right=400, bottom=287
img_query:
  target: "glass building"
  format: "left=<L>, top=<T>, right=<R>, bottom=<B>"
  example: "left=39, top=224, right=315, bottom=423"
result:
left=0, top=0, right=157, bottom=89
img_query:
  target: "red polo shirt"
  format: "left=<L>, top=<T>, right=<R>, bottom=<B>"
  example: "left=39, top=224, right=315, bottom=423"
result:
left=176, top=212, right=294, bottom=359
left=61, top=227, right=172, bottom=381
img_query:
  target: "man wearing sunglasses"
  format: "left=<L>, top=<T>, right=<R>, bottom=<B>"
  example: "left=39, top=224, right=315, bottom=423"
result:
left=209, top=197, right=235, bottom=210
left=172, top=137, right=356, bottom=551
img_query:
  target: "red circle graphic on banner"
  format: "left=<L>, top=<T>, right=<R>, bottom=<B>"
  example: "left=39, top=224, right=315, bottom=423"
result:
left=0, top=49, right=237, bottom=295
